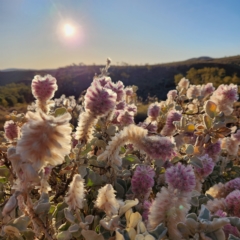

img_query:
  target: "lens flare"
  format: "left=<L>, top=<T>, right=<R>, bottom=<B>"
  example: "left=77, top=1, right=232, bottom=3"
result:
left=64, top=24, right=75, bottom=37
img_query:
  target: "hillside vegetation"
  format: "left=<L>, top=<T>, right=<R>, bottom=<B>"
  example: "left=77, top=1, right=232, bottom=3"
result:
left=0, top=55, right=240, bottom=110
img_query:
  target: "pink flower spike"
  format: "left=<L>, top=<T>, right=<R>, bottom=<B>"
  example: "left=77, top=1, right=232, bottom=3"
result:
left=31, top=75, right=58, bottom=102
left=178, top=77, right=189, bottom=89
left=117, top=110, right=134, bottom=126
left=147, top=102, right=161, bottom=121
left=142, top=135, right=176, bottom=161
left=202, top=83, right=215, bottom=97
left=131, top=165, right=155, bottom=200
left=226, top=190, right=240, bottom=217
left=165, top=162, right=196, bottom=193
left=161, top=110, right=182, bottom=136
left=116, top=101, right=126, bottom=110
left=105, top=81, right=125, bottom=102
left=125, top=87, right=134, bottom=96
left=84, top=81, right=117, bottom=116
left=4, top=120, right=20, bottom=141
left=225, top=178, right=240, bottom=196
left=126, top=104, right=137, bottom=113
left=167, top=90, right=177, bottom=101
left=195, top=154, right=214, bottom=178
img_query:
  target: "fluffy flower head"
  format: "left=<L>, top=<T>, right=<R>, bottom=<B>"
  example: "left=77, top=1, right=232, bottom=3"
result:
left=125, top=86, right=134, bottom=96
left=138, top=122, right=157, bottom=132
left=210, top=84, right=238, bottom=115
left=31, top=75, right=58, bottom=102
left=142, top=135, right=176, bottom=161
left=225, top=178, right=240, bottom=196
left=201, top=83, right=215, bottom=97
left=95, top=184, right=120, bottom=216
left=147, top=102, right=160, bottom=121
left=4, top=120, right=20, bottom=141
left=167, top=90, right=177, bottom=101
left=105, top=81, right=125, bottom=102
left=178, top=77, right=189, bottom=89
left=161, top=110, right=182, bottom=136
left=226, top=190, right=240, bottom=217
left=187, top=85, right=201, bottom=99
left=16, top=111, right=72, bottom=170
left=116, top=101, right=126, bottom=110
left=195, top=154, right=214, bottom=178
left=204, top=141, right=221, bottom=162
left=131, top=165, right=155, bottom=199
left=65, top=174, right=85, bottom=210
left=117, top=110, right=134, bottom=125
left=84, top=81, right=117, bottom=116
left=165, top=163, right=196, bottom=193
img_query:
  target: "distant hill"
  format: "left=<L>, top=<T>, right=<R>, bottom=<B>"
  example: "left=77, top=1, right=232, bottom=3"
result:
left=185, top=56, right=213, bottom=61
left=0, top=55, right=240, bottom=100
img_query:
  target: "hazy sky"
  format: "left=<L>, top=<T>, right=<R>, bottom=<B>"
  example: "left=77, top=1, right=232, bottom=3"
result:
left=0, top=0, right=240, bottom=69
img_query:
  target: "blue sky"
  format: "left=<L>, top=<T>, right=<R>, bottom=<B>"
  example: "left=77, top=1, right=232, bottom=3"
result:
left=0, top=0, right=239, bottom=69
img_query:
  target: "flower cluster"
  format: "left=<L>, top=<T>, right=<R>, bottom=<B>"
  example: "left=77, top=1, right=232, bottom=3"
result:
left=210, top=84, right=239, bottom=115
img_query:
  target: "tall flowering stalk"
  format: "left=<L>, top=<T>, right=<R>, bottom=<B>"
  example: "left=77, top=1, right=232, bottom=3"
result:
left=98, top=124, right=176, bottom=167
left=76, top=78, right=117, bottom=143
left=31, top=74, right=58, bottom=113
left=95, top=184, right=120, bottom=217
left=65, top=174, right=85, bottom=210
left=131, top=165, right=155, bottom=202
left=148, top=163, right=196, bottom=239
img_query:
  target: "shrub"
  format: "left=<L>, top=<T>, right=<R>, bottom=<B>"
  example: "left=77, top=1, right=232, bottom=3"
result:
left=1, top=59, right=240, bottom=240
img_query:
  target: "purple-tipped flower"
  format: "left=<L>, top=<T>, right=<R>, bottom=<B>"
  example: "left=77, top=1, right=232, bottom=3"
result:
left=111, top=110, right=121, bottom=124
left=225, top=178, right=240, bottom=196
left=138, top=122, right=157, bottom=132
left=186, top=85, right=201, bottom=99
left=142, top=200, right=152, bottom=221
left=4, top=120, right=20, bottom=141
left=125, top=86, right=134, bottom=96
left=165, top=163, right=196, bottom=192
left=204, top=141, right=221, bottom=162
left=167, top=90, right=177, bottom=101
left=117, top=110, right=134, bottom=125
left=215, top=209, right=227, bottom=217
left=97, top=77, right=111, bottom=87
left=147, top=102, right=160, bottom=121
left=195, top=154, right=214, bottom=178
left=105, top=81, right=125, bottom=102
left=116, top=101, right=126, bottom=110
left=84, top=81, right=117, bottom=116
left=210, top=84, right=239, bottom=115
left=126, top=104, right=137, bottom=113
left=142, top=136, right=176, bottom=161
left=226, top=190, right=240, bottom=217
left=131, top=165, right=155, bottom=200
left=161, top=110, right=182, bottom=136
left=31, top=75, right=58, bottom=102
left=223, top=224, right=240, bottom=239
left=215, top=209, right=240, bottom=239
left=201, top=83, right=215, bottom=97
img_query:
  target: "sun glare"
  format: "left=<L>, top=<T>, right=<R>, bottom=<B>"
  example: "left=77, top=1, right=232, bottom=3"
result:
left=64, top=24, right=75, bottom=37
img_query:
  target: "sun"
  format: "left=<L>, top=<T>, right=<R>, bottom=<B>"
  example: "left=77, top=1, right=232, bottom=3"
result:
left=64, top=24, right=75, bottom=37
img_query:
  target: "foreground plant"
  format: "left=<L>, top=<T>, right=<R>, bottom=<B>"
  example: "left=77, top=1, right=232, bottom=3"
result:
left=0, top=59, right=240, bottom=240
